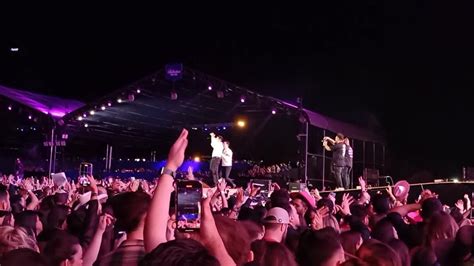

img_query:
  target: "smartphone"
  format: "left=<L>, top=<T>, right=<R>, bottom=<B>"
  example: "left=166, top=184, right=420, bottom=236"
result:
left=176, top=180, right=202, bottom=232
left=79, top=162, right=93, bottom=186
left=250, top=179, right=272, bottom=197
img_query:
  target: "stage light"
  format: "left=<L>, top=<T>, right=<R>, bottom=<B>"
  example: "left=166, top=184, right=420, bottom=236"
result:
left=192, top=127, right=198, bottom=130
left=117, top=98, right=123, bottom=103
left=7, top=105, right=12, bottom=111
left=271, top=109, right=277, bottom=115
left=28, top=115, right=32, bottom=120
left=101, top=106, right=106, bottom=110
left=107, top=102, right=112, bottom=107
left=204, top=128, right=208, bottom=131
left=237, top=120, right=246, bottom=128
left=194, top=156, right=201, bottom=162
left=223, top=126, right=226, bottom=130
left=452, top=178, right=459, bottom=183
left=171, top=90, right=178, bottom=100
left=83, top=113, right=87, bottom=118
left=84, top=123, right=89, bottom=128
left=10, top=47, right=19, bottom=52
left=136, top=88, right=141, bottom=94
left=142, top=158, right=146, bottom=162
left=128, top=94, right=135, bottom=102
left=208, top=85, right=212, bottom=91
left=89, top=110, right=95, bottom=115
left=240, top=96, right=246, bottom=103
left=77, top=116, right=83, bottom=121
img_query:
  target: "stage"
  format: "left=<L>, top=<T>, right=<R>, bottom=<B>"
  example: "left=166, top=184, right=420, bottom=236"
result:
left=318, top=180, right=474, bottom=206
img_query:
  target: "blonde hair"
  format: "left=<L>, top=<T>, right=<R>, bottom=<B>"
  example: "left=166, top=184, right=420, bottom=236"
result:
left=0, top=226, right=39, bottom=256
left=424, top=211, right=459, bottom=246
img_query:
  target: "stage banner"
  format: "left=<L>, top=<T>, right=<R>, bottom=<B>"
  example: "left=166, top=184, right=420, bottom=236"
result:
left=165, top=63, right=183, bottom=81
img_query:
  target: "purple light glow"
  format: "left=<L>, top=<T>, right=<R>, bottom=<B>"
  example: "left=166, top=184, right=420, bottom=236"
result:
left=0, top=85, right=85, bottom=119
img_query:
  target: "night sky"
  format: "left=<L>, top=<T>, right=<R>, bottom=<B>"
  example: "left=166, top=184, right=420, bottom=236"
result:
left=1, top=3, right=474, bottom=178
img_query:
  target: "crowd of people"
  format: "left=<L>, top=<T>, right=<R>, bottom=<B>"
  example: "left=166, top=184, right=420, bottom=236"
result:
left=0, top=129, right=472, bottom=266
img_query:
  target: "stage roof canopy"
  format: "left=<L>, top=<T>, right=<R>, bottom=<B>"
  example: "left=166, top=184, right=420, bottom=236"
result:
left=0, top=66, right=385, bottom=146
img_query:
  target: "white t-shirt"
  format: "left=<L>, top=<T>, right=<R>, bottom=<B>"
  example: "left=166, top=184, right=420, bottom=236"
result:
left=211, top=136, right=223, bottom=157
left=221, top=148, right=233, bottom=167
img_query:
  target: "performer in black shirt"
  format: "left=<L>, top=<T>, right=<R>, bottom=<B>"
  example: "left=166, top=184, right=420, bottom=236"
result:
left=323, top=133, right=347, bottom=190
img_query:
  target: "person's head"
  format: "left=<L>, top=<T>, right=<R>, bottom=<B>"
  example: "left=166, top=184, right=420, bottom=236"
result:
left=291, top=198, right=308, bottom=216
left=449, top=207, right=464, bottom=225
left=344, top=138, right=350, bottom=146
left=411, top=246, right=438, bottom=266
left=356, top=239, right=402, bottom=266
left=43, top=231, right=82, bottom=266
left=316, top=198, right=335, bottom=214
left=224, top=141, right=230, bottom=148
left=372, top=219, right=398, bottom=244
left=250, top=240, right=298, bottom=266
left=289, top=204, right=301, bottom=228
left=340, top=231, right=363, bottom=257
left=387, top=239, right=410, bottom=266
left=446, top=225, right=473, bottom=265
left=46, top=205, right=70, bottom=230
left=214, top=215, right=252, bottom=265
left=111, top=191, right=151, bottom=234
left=15, top=211, right=43, bottom=237
left=349, top=204, right=369, bottom=226
left=140, top=239, right=219, bottom=266
left=335, top=133, right=345, bottom=143
left=297, top=228, right=345, bottom=266
left=420, top=198, right=443, bottom=220
left=241, top=220, right=264, bottom=242
left=371, top=194, right=390, bottom=215
left=0, top=248, right=48, bottom=266
left=0, top=226, right=38, bottom=257
left=263, top=207, right=290, bottom=243
left=424, top=211, right=459, bottom=246
left=53, top=192, right=69, bottom=206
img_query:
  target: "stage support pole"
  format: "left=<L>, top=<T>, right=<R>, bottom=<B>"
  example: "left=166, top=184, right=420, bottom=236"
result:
left=322, top=129, right=326, bottom=190
left=372, top=143, right=376, bottom=170
left=48, top=127, right=55, bottom=177
left=108, top=146, right=113, bottom=172
left=105, top=145, right=110, bottom=171
left=304, top=121, right=309, bottom=184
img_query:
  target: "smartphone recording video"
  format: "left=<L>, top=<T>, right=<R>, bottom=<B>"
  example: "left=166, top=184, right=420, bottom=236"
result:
left=176, top=180, right=202, bottom=232
left=79, top=162, right=93, bottom=186
left=250, top=179, right=272, bottom=197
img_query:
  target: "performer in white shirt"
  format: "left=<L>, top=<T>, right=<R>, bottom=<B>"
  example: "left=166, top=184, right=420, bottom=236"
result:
left=209, top=132, right=223, bottom=185
left=221, top=140, right=235, bottom=187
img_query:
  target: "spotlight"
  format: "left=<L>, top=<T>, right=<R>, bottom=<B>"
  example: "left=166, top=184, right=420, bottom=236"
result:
left=223, top=126, right=226, bottom=130
left=271, top=109, right=277, bottom=115
left=84, top=123, right=89, bottom=128
left=171, top=90, right=178, bottom=100
left=117, top=98, right=123, bottom=103
left=194, top=156, right=201, bottom=162
left=136, top=88, right=141, bottom=94
left=7, top=105, right=12, bottom=111
left=204, top=128, right=208, bottom=131
left=10, top=47, right=19, bottom=52
left=89, top=110, right=95, bottom=115
left=237, top=120, right=246, bottom=128
left=208, top=85, right=212, bottom=91
left=107, top=102, right=112, bottom=107
left=101, top=106, right=106, bottom=110
left=142, top=158, right=146, bottom=162
left=28, top=115, right=32, bottom=120
left=192, top=127, right=198, bottom=130
left=77, top=116, right=83, bottom=121
left=83, top=113, right=87, bottom=118
left=240, top=96, right=246, bottom=103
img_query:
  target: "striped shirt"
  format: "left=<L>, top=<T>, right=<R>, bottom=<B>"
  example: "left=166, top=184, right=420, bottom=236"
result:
left=94, top=239, right=145, bottom=266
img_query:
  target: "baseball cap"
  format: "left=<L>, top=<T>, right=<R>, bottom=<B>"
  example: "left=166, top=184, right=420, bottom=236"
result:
left=263, top=207, right=290, bottom=224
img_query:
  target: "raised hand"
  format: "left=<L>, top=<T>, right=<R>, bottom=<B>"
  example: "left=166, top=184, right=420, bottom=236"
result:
left=340, top=193, right=354, bottom=216
left=165, top=129, right=189, bottom=172
left=358, top=176, right=367, bottom=191
left=217, top=179, right=227, bottom=192
left=87, top=175, right=98, bottom=193
left=455, top=199, right=464, bottom=212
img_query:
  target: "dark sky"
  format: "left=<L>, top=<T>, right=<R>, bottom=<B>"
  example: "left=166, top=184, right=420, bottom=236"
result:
left=1, top=3, right=474, bottom=177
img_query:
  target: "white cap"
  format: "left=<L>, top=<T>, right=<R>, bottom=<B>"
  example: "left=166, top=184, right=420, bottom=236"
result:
left=263, top=207, right=290, bottom=224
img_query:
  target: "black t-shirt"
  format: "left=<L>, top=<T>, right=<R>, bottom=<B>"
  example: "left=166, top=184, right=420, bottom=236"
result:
left=345, top=145, right=353, bottom=168
left=331, top=143, right=346, bottom=167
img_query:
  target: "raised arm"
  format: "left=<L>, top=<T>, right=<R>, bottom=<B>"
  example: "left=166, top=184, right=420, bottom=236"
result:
left=144, top=129, right=188, bottom=252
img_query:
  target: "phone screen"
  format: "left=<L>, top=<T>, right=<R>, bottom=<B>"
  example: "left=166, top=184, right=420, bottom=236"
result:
left=250, top=179, right=272, bottom=197
left=176, top=180, right=202, bottom=232
left=79, top=163, right=93, bottom=186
